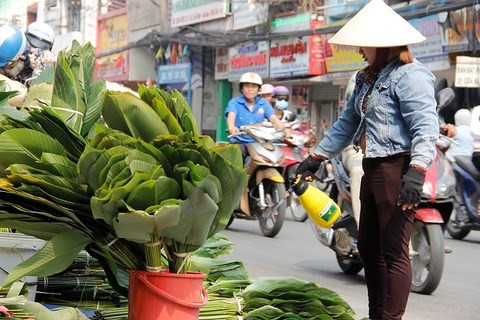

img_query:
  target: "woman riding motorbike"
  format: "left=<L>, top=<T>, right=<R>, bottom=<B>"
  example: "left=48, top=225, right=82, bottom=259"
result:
left=225, top=72, right=284, bottom=219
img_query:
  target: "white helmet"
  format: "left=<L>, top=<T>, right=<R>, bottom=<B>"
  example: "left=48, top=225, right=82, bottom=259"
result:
left=260, top=83, right=274, bottom=95
left=26, top=21, right=55, bottom=50
left=239, top=72, right=262, bottom=86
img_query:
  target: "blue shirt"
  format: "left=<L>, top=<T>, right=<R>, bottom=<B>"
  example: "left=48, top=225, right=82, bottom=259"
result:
left=314, top=59, right=439, bottom=169
left=225, top=95, right=275, bottom=143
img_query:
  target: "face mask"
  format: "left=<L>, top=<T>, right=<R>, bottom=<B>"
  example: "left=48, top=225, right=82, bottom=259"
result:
left=276, top=99, right=288, bottom=110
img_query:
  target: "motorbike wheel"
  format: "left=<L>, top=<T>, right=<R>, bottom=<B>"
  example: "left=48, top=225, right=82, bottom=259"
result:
left=446, top=209, right=471, bottom=240
left=410, top=221, right=444, bottom=295
left=289, top=193, right=308, bottom=222
left=257, top=181, right=286, bottom=238
left=336, top=252, right=363, bottom=275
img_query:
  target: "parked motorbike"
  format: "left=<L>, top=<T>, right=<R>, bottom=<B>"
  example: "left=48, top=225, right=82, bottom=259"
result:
left=446, top=155, right=480, bottom=239
left=227, top=122, right=287, bottom=237
left=308, top=87, right=456, bottom=295
left=282, top=119, right=310, bottom=222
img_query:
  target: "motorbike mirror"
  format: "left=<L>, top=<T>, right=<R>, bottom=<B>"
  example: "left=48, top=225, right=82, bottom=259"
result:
left=436, top=87, right=455, bottom=111
left=284, top=113, right=297, bottom=122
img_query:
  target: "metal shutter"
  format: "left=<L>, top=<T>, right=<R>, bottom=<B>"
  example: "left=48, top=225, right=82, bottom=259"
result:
left=311, top=83, right=340, bottom=101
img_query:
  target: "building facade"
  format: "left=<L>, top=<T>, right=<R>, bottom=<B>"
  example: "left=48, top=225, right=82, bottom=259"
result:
left=3, top=0, right=478, bottom=140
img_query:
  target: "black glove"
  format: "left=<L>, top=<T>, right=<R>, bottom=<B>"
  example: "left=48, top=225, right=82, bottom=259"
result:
left=398, top=167, right=426, bottom=206
left=296, top=154, right=325, bottom=179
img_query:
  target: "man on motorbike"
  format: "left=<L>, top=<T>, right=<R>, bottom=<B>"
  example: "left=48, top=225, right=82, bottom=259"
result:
left=440, top=109, right=474, bottom=163
left=226, top=72, right=284, bottom=159
left=0, top=22, right=56, bottom=86
left=443, top=106, right=480, bottom=172
left=272, top=86, right=295, bottom=123
left=0, top=25, right=28, bottom=81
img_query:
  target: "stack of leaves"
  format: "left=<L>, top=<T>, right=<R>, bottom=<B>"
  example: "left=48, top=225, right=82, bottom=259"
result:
left=0, top=41, right=247, bottom=298
left=92, top=234, right=249, bottom=320
left=36, top=251, right=127, bottom=307
left=241, top=277, right=356, bottom=320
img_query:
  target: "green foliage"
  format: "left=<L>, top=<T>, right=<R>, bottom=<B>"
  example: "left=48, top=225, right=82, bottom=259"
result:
left=0, top=43, right=247, bottom=296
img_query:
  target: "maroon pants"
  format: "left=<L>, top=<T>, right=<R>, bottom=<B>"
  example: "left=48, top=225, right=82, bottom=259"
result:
left=357, top=154, right=415, bottom=320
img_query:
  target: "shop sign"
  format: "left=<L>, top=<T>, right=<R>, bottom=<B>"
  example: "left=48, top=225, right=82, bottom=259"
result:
left=455, top=56, right=480, bottom=88
left=95, top=53, right=128, bottom=80
left=157, top=63, right=191, bottom=84
left=309, top=21, right=327, bottom=75
left=269, top=20, right=326, bottom=77
left=324, top=34, right=365, bottom=73
left=95, top=9, right=128, bottom=81
left=228, top=41, right=269, bottom=81
left=270, top=38, right=309, bottom=77
left=215, top=48, right=229, bottom=80
left=171, top=0, right=229, bottom=28
left=409, top=15, right=449, bottom=70
left=272, top=12, right=311, bottom=33
left=232, top=1, right=268, bottom=30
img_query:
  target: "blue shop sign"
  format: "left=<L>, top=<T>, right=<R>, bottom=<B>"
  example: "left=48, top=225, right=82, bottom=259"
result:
left=157, top=63, right=191, bottom=84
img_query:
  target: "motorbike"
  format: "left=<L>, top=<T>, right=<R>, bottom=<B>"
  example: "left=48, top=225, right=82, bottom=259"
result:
left=227, top=122, right=287, bottom=237
left=282, top=120, right=310, bottom=222
left=308, top=87, right=456, bottom=295
left=446, top=155, right=480, bottom=239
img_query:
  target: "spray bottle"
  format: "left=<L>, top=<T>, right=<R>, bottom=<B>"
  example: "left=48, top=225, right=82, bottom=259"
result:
left=289, top=176, right=341, bottom=228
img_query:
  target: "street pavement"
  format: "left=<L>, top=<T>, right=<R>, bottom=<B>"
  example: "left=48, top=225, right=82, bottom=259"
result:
left=222, top=217, right=480, bottom=320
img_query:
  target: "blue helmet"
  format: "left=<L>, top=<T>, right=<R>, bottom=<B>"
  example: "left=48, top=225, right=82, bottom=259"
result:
left=0, top=25, right=27, bottom=67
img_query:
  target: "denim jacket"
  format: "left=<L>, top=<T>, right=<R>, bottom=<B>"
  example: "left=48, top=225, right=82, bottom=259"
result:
left=314, top=59, right=439, bottom=170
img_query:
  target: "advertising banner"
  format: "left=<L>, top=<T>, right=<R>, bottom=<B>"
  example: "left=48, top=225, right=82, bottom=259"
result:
left=171, top=0, right=229, bottom=28
left=95, top=9, right=128, bottom=81
left=409, top=15, right=450, bottom=71
left=324, top=34, right=365, bottom=73
left=215, top=48, right=229, bottom=80
left=271, top=12, right=311, bottom=33
left=309, top=21, right=327, bottom=75
left=270, top=38, right=310, bottom=77
left=439, top=7, right=480, bottom=53
left=229, top=41, right=269, bottom=81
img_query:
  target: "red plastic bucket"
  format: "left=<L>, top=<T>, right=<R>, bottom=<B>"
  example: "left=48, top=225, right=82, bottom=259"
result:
left=128, top=270, right=207, bottom=320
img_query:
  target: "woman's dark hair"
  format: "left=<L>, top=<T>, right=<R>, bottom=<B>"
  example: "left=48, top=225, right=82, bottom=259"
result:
left=365, top=46, right=414, bottom=74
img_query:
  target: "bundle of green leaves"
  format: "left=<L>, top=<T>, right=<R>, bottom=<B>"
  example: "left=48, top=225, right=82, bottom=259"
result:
left=0, top=42, right=247, bottom=296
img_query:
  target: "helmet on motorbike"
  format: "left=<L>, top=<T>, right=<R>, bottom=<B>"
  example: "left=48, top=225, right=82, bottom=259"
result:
left=239, top=72, right=262, bottom=91
left=273, top=85, right=290, bottom=97
left=0, top=25, right=27, bottom=67
left=26, top=21, right=55, bottom=50
left=454, top=109, right=471, bottom=126
left=260, top=83, right=274, bottom=95
left=273, top=86, right=290, bottom=110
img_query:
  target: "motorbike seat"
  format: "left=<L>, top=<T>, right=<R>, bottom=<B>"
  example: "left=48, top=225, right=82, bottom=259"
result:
left=455, top=155, right=480, bottom=181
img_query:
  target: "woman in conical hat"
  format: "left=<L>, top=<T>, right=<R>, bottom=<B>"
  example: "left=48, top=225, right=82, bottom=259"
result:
left=296, top=1, right=439, bottom=319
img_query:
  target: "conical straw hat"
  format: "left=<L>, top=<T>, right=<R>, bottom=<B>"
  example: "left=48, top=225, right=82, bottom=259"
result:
left=328, top=0, right=425, bottom=47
